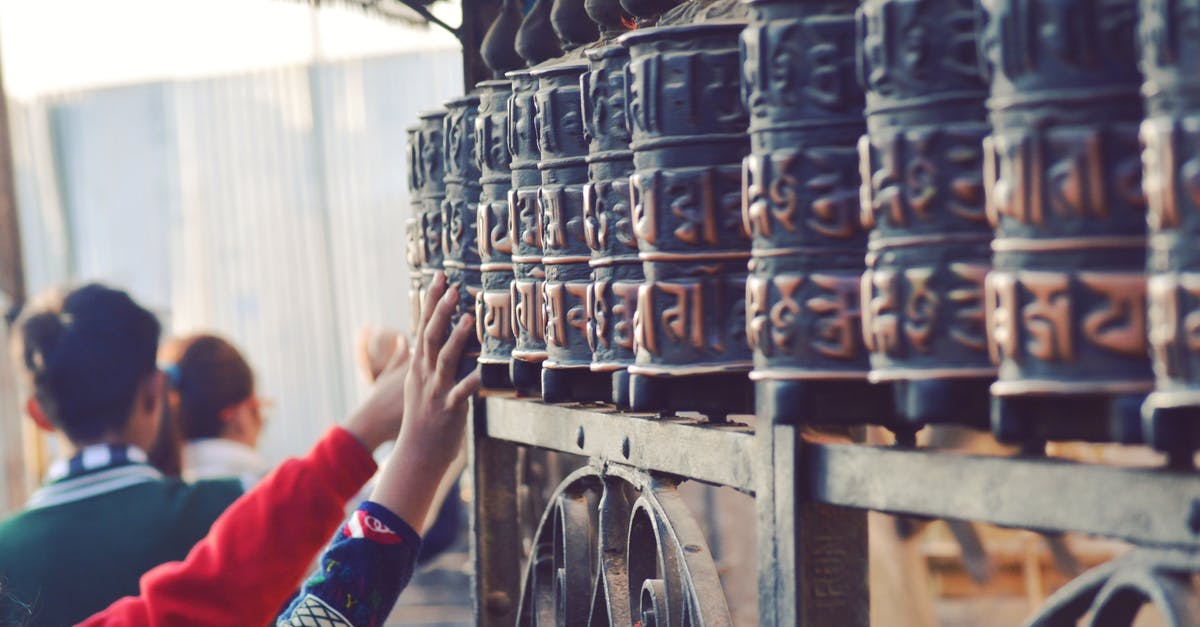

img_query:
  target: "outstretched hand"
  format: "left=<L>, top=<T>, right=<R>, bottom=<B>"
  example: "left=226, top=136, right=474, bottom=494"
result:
left=343, top=331, right=412, bottom=452
left=370, top=272, right=480, bottom=531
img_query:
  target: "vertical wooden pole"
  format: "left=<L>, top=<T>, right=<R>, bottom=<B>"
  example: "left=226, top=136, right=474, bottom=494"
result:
left=468, top=398, right=523, bottom=626
left=0, top=38, right=30, bottom=515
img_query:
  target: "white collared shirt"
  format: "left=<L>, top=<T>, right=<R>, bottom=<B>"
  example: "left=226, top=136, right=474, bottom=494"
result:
left=183, top=438, right=272, bottom=486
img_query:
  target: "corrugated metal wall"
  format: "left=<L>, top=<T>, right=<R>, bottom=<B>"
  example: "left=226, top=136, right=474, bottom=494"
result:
left=9, top=48, right=463, bottom=468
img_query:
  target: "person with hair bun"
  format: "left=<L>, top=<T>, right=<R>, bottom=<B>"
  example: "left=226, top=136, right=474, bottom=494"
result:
left=162, top=334, right=272, bottom=483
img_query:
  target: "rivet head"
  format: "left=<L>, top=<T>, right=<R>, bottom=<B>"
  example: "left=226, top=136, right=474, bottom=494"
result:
left=576, top=426, right=586, bottom=449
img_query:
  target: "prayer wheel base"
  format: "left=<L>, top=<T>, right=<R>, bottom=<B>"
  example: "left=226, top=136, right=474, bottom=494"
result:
left=510, top=359, right=543, bottom=397
left=1142, top=402, right=1200, bottom=463
left=990, top=394, right=1146, bottom=446
left=611, top=369, right=631, bottom=411
left=755, top=379, right=895, bottom=427
left=891, top=379, right=992, bottom=430
left=480, top=363, right=513, bottom=390
left=629, top=372, right=754, bottom=418
left=542, top=367, right=611, bottom=404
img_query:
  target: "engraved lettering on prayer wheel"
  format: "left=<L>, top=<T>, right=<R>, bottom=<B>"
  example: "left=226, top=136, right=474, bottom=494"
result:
left=442, top=95, right=483, bottom=376
left=740, top=0, right=897, bottom=426
left=583, top=44, right=642, bottom=408
left=534, top=61, right=612, bottom=402
left=475, top=80, right=517, bottom=389
left=405, top=125, right=425, bottom=330
left=621, top=21, right=755, bottom=415
left=418, top=110, right=448, bottom=308
left=1138, top=0, right=1200, bottom=454
left=979, top=0, right=1151, bottom=443
left=856, top=0, right=995, bottom=427
left=507, top=69, right=548, bottom=392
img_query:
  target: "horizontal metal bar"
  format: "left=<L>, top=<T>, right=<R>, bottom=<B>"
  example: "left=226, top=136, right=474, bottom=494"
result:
left=483, top=395, right=757, bottom=493
left=807, top=442, right=1200, bottom=549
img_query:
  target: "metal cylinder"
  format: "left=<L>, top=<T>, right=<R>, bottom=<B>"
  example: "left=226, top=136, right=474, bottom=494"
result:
left=507, top=69, right=548, bottom=393
left=622, top=21, right=754, bottom=415
left=405, top=125, right=425, bottom=330
left=583, top=44, right=642, bottom=408
left=442, top=95, right=483, bottom=377
left=418, top=109, right=448, bottom=307
left=475, top=80, right=517, bottom=389
left=980, top=0, right=1150, bottom=443
left=856, top=0, right=995, bottom=428
left=535, top=61, right=612, bottom=402
left=1139, top=0, right=1200, bottom=454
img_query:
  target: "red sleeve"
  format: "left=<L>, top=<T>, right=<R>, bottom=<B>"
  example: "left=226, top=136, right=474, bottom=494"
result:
left=77, top=426, right=378, bottom=627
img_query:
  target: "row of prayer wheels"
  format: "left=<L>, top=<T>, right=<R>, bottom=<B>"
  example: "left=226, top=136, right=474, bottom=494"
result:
left=402, top=0, right=1200, bottom=457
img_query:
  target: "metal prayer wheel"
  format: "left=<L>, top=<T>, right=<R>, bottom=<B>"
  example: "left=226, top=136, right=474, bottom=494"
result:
left=980, top=0, right=1151, bottom=443
left=856, top=0, right=995, bottom=428
left=622, top=21, right=754, bottom=415
left=507, top=69, right=548, bottom=393
left=740, top=0, right=893, bottom=426
left=475, top=80, right=517, bottom=389
left=442, top=95, right=483, bottom=377
left=583, top=44, right=642, bottom=408
left=417, top=109, right=447, bottom=304
left=1139, top=0, right=1200, bottom=455
left=405, top=125, right=425, bottom=329
left=535, top=61, right=612, bottom=403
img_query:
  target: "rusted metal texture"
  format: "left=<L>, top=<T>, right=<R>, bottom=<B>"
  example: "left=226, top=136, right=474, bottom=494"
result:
left=476, top=80, right=518, bottom=389
left=1139, top=0, right=1200, bottom=457
left=621, top=21, right=755, bottom=415
left=443, top=95, right=484, bottom=376
left=741, top=0, right=895, bottom=427
left=535, top=61, right=613, bottom=402
left=583, top=44, right=642, bottom=408
left=406, top=125, right=426, bottom=331
left=508, top=69, right=549, bottom=393
left=418, top=109, right=448, bottom=312
left=980, top=0, right=1152, bottom=443
left=856, top=0, right=995, bottom=428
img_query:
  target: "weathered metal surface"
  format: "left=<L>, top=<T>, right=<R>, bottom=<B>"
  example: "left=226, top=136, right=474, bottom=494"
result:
left=741, top=0, right=892, bottom=428
left=514, top=465, right=734, bottom=626
left=484, top=396, right=756, bottom=492
left=582, top=44, right=641, bottom=407
left=508, top=68, right=549, bottom=392
left=443, top=95, right=484, bottom=375
left=418, top=109, right=448, bottom=310
left=517, top=0, right=565, bottom=66
left=468, top=399, right=524, bottom=627
left=980, top=0, right=1152, bottom=443
left=809, top=442, right=1200, bottom=548
left=406, top=124, right=426, bottom=330
left=535, top=62, right=611, bottom=401
left=476, top=80, right=518, bottom=389
left=621, top=21, right=755, bottom=414
left=856, top=0, right=995, bottom=427
left=1140, top=0, right=1200, bottom=456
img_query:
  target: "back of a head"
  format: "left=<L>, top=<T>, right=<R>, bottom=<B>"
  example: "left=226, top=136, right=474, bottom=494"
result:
left=12, top=283, right=161, bottom=443
left=171, top=335, right=254, bottom=440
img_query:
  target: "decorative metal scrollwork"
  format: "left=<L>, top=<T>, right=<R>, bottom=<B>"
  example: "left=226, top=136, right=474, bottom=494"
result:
left=516, top=465, right=732, bottom=627
left=1025, top=548, right=1200, bottom=627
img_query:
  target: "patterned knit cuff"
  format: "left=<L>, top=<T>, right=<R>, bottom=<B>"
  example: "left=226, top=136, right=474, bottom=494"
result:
left=357, top=501, right=422, bottom=546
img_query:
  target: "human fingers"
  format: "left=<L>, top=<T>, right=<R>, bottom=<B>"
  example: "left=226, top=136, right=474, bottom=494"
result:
left=422, top=284, right=459, bottom=363
left=447, top=368, right=482, bottom=407
left=414, top=273, right=447, bottom=359
left=436, top=314, right=475, bottom=379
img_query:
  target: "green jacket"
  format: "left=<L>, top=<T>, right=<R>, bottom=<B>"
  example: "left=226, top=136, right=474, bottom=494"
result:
left=0, top=444, right=242, bottom=626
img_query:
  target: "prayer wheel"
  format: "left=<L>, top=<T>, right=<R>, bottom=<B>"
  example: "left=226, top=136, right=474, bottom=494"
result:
left=980, top=0, right=1151, bottom=443
left=622, top=21, right=755, bottom=416
left=417, top=109, right=447, bottom=309
left=583, top=44, right=642, bottom=408
left=856, top=0, right=995, bottom=428
left=507, top=69, right=549, bottom=393
left=536, top=61, right=613, bottom=402
left=405, top=125, right=425, bottom=330
left=475, top=80, right=518, bottom=389
left=1139, top=0, right=1200, bottom=456
left=442, top=95, right=483, bottom=377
